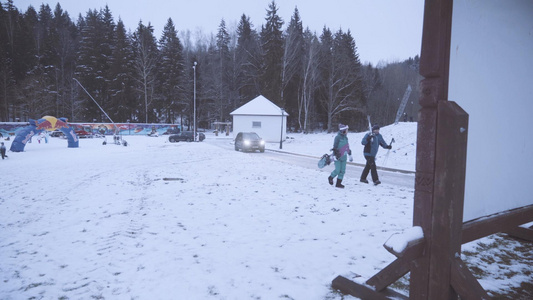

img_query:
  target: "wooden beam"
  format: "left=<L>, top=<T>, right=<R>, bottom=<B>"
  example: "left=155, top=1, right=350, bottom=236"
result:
left=462, top=205, right=533, bottom=244
left=364, top=236, right=425, bottom=291
left=505, top=225, right=533, bottom=242
left=450, top=257, right=490, bottom=299
left=365, top=258, right=410, bottom=292
left=332, top=275, right=408, bottom=300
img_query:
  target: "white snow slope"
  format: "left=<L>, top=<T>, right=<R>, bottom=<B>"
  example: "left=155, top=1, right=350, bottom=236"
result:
left=0, top=122, right=530, bottom=299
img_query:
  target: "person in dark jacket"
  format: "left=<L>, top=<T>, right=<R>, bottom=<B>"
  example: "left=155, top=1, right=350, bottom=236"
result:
left=328, top=124, right=352, bottom=188
left=0, top=142, right=7, bottom=159
left=360, top=125, right=391, bottom=185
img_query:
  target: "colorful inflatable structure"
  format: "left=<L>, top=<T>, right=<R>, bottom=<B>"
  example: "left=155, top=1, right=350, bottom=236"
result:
left=10, top=116, right=79, bottom=152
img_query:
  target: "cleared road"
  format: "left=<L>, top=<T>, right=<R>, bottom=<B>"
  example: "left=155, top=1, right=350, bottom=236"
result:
left=205, top=137, right=415, bottom=189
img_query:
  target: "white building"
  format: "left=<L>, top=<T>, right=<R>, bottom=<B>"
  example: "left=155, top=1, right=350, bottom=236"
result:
left=230, top=95, right=288, bottom=142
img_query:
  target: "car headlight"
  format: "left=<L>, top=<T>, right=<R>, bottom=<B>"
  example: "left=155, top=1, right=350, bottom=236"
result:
left=244, top=140, right=250, bottom=146
left=260, top=140, right=265, bottom=145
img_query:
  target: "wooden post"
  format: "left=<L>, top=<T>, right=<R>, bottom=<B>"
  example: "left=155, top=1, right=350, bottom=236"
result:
left=411, top=0, right=457, bottom=298
left=427, top=101, right=468, bottom=299
left=331, top=0, right=530, bottom=298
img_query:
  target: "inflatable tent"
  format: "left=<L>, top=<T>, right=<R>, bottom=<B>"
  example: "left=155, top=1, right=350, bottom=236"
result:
left=10, top=116, right=79, bottom=152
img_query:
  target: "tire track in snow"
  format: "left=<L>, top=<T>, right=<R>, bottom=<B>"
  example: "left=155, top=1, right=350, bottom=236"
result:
left=55, top=164, right=155, bottom=297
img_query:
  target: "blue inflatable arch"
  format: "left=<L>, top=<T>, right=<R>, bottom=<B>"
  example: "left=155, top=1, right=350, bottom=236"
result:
left=10, top=117, right=79, bottom=152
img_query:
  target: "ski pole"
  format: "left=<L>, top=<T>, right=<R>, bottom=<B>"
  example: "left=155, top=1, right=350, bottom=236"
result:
left=383, top=138, right=395, bottom=167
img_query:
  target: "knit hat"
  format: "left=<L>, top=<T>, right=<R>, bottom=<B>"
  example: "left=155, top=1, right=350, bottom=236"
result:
left=339, top=124, right=349, bottom=131
left=372, top=125, right=380, bottom=130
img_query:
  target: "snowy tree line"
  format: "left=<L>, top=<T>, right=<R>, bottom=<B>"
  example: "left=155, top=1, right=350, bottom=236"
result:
left=0, top=0, right=421, bottom=132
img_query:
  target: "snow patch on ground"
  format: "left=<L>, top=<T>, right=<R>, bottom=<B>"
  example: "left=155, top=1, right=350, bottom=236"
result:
left=0, top=122, right=530, bottom=299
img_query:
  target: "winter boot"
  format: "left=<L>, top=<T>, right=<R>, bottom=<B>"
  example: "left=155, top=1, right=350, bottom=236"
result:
left=328, top=176, right=334, bottom=185
left=360, top=179, right=369, bottom=184
left=336, top=179, right=345, bottom=189
left=373, top=180, right=381, bottom=186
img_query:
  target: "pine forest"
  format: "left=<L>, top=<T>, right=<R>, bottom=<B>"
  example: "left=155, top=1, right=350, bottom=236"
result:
left=0, top=0, right=421, bottom=132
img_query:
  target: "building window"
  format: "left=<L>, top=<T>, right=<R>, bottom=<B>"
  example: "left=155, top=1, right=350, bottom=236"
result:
left=252, top=121, right=261, bottom=128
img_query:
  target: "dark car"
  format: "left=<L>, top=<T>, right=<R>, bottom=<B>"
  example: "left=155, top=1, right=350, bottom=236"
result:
left=235, top=132, right=265, bottom=152
left=168, top=131, right=205, bottom=143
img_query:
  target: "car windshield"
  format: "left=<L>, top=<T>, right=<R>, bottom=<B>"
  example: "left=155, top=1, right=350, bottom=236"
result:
left=243, top=133, right=260, bottom=140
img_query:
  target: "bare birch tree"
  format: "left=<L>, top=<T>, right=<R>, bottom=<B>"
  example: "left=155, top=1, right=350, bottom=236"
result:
left=319, top=28, right=363, bottom=132
left=281, top=7, right=303, bottom=114
left=299, top=29, right=320, bottom=132
left=132, top=22, right=158, bottom=123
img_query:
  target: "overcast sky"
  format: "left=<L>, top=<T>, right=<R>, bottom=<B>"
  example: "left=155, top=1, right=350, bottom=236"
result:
left=14, top=0, right=424, bottom=65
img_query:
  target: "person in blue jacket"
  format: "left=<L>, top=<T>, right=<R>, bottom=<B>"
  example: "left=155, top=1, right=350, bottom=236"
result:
left=328, top=124, right=353, bottom=188
left=360, top=125, right=392, bottom=185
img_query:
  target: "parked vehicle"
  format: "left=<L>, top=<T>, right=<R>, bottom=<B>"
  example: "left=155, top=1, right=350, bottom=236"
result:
left=50, top=130, right=65, bottom=138
left=75, top=130, right=93, bottom=138
left=163, top=128, right=180, bottom=135
left=168, top=131, right=205, bottom=143
left=234, top=132, right=265, bottom=152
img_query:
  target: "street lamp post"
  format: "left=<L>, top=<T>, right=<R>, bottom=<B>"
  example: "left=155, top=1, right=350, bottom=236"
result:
left=279, top=108, right=285, bottom=149
left=193, top=61, right=197, bottom=142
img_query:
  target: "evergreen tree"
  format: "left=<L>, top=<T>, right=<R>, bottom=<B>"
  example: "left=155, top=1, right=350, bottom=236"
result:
left=335, top=29, right=365, bottom=128
left=22, top=3, right=57, bottom=118
left=260, top=0, right=284, bottom=106
left=0, top=2, right=8, bottom=120
left=317, top=27, right=333, bottom=131
left=75, top=8, right=111, bottom=121
left=192, top=39, right=211, bottom=130
left=8, top=5, right=39, bottom=121
left=157, top=18, right=184, bottom=123
left=20, top=4, right=39, bottom=78
left=51, top=3, right=77, bottom=118
left=3, top=0, right=36, bottom=82
left=108, top=18, right=134, bottom=122
left=200, top=37, right=217, bottom=128
left=214, top=19, right=231, bottom=121
left=235, top=14, right=262, bottom=105
left=36, top=3, right=55, bottom=66
left=0, top=0, right=21, bottom=120
left=98, top=5, right=115, bottom=120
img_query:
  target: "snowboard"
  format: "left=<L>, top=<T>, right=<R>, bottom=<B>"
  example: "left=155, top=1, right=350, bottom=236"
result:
left=318, top=153, right=332, bottom=169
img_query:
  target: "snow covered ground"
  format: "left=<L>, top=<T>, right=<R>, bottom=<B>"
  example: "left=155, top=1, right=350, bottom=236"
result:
left=0, top=123, right=530, bottom=299
left=270, top=122, right=416, bottom=172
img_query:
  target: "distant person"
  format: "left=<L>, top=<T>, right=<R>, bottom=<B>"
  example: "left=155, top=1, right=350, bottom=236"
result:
left=1, top=142, right=7, bottom=159
left=328, top=124, right=352, bottom=189
left=360, top=125, right=392, bottom=185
